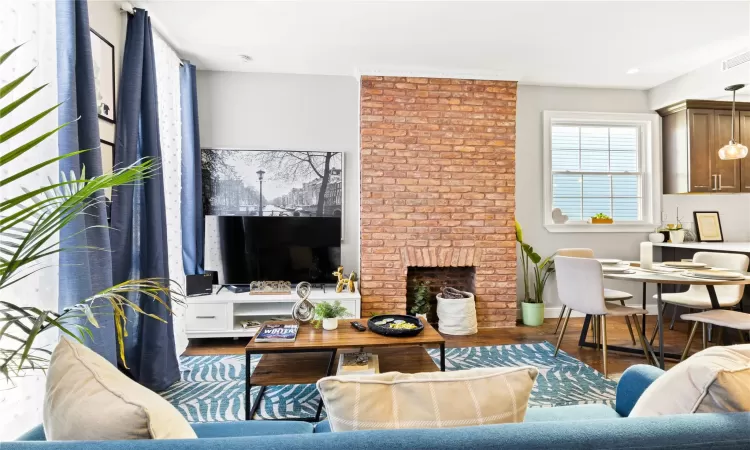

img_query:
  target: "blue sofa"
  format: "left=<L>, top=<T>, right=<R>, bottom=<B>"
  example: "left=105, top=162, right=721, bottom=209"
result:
left=8, top=365, right=750, bottom=449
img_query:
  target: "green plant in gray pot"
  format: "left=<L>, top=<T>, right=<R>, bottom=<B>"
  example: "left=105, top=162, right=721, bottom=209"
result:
left=515, top=221, right=555, bottom=326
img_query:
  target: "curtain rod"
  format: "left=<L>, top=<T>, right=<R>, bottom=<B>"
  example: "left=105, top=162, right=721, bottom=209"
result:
left=119, top=1, right=184, bottom=66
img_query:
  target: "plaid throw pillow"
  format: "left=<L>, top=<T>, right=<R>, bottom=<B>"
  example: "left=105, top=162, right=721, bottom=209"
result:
left=317, top=367, right=538, bottom=432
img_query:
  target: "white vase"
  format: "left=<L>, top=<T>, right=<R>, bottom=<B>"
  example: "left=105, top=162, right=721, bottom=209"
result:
left=670, top=229, right=685, bottom=244
left=640, top=242, right=653, bottom=270
left=648, top=232, right=665, bottom=243
left=322, top=318, right=338, bottom=331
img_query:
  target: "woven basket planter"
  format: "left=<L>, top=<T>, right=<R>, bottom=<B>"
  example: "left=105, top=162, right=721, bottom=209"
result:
left=436, top=291, right=478, bottom=335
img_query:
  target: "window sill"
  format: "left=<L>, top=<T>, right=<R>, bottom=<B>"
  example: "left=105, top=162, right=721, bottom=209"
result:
left=544, top=223, right=656, bottom=233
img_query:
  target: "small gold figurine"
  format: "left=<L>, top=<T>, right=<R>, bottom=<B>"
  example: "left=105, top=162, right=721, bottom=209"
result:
left=332, top=266, right=357, bottom=293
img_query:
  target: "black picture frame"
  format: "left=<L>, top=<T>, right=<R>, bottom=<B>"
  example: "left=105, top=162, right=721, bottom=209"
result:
left=90, top=28, right=116, bottom=124
left=100, top=139, right=115, bottom=224
left=693, top=211, right=724, bottom=242
left=200, top=148, right=344, bottom=219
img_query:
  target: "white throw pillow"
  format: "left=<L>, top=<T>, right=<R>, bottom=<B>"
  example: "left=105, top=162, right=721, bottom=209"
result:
left=317, top=367, right=538, bottom=432
left=630, top=344, right=750, bottom=417
left=43, top=337, right=196, bottom=440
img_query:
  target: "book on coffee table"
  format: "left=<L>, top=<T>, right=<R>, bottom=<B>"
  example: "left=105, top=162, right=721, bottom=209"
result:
left=336, top=351, right=379, bottom=376
left=254, top=323, right=299, bottom=343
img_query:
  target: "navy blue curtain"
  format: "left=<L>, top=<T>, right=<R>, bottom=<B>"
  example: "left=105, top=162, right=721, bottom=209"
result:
left=56, top=0, right=117, bottom=364
left=110, top=9, right=179, bottom=390
left=179, top=61, right=204, bottom=275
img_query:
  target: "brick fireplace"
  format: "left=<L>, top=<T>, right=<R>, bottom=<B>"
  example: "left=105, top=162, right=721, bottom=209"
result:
left=359, top=76, right=517, bottom=327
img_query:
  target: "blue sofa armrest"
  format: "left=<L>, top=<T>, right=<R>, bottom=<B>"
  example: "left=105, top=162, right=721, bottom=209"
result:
left=615, top=364, right=664, bottom=416
left=15, top=421, right=313, bottom=442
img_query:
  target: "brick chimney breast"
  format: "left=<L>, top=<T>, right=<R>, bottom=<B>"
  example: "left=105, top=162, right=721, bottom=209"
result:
left=360, top=76, right=517, bottom=328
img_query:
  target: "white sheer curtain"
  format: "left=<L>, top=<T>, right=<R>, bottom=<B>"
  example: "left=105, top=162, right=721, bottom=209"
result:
left=0, top=1, right=60, bottom=440
left=152, top=31, right=188, bottom=357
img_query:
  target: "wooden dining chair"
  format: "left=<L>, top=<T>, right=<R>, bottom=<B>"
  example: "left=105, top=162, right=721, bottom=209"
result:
left=650, top=252, right=749, bottom=345
left=555, top=248, right=636, bottom=345
left=553, top=256, right=651, bottom=377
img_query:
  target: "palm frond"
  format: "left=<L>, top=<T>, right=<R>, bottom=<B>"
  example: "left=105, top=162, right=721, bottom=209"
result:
left=66, top=279, right=185, bottom=369
left=0, top=103, right=61, bottom=143
left=0, top=42, right=175, bottom=379
left=0, top=43, right=24, bottom=66
left=0, top=67, right=34, bottom=100
left=0, top=84, right=47, bottom=118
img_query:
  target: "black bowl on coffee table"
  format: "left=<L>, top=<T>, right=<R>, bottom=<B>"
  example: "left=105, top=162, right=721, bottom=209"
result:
left=367, top=314, right=424, bottom=337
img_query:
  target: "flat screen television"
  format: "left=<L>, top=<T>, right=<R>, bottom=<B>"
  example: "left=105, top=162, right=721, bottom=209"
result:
left=217, top=216, right=341, bottom=285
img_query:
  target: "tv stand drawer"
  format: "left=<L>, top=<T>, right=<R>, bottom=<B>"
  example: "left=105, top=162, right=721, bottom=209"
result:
left=187, top=303, right=229, bottom=331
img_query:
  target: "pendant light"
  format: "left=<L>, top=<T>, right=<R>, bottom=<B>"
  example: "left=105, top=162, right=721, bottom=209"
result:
left=718, top=84, right=748, bottom=160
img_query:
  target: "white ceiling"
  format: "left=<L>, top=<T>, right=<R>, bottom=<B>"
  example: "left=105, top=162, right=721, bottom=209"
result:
left=139, top=0, right=750, bottom=89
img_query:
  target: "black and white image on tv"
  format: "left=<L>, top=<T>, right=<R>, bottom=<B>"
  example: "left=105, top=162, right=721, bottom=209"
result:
left=201, top=149, right=343, bottom=217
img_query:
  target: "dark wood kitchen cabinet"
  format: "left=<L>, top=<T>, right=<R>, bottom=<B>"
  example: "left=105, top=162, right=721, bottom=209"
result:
left=658, top=100, right=750, bottom=194
left=741, top=111, right=750, bottom=191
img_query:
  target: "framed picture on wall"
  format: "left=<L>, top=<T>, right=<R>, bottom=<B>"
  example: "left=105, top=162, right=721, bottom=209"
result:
left=200, top=149, right=343, bottom=218
left=100, top=139, right=114, bottom=223
left=90, top=28, right=116, bottom=123
left=693, top=211, right=723, bottom=242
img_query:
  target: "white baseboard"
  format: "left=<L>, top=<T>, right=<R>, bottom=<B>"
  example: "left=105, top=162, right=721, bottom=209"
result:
left=543, top=304, right=660, bottom=319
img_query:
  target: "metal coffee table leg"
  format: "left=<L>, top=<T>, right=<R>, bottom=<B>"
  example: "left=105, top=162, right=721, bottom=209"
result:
left=245, top=351, right=251, bottom=420
left=314, top=349, right=339, bottom=422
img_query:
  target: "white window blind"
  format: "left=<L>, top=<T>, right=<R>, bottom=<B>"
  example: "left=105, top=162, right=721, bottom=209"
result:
left=551, top=124, right=641, bottom=222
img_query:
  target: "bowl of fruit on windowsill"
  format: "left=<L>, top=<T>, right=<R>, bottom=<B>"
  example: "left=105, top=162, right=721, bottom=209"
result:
left=590, top=213, right=613, bottom=224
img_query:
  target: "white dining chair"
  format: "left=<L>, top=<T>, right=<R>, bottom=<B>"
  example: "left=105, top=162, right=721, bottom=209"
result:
left=555, top=248, right=636, bottom=345
left=554, top=256, right=651, bottom=377
left=679, top=310, right=750, bottom=360
left=650, top=252, right=749, bottom=345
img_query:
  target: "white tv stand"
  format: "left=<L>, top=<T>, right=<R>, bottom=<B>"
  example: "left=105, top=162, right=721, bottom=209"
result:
left=185, top=286, right=361, bottom=339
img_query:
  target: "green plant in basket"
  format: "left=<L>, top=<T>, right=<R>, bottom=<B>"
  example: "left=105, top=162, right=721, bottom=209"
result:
left=593, top=212, right=611, bottom=220
left=410, top=281, right=430, bottom=316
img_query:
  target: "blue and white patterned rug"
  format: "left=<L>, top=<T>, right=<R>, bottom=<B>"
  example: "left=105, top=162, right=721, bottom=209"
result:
left=161, top=342, right=617, bottom=422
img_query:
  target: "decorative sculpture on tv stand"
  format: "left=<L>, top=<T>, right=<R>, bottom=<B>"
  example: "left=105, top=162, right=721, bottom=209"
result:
left=292, top=281, right=315, bottom=323
left=332, top=266, right=357, bottom=293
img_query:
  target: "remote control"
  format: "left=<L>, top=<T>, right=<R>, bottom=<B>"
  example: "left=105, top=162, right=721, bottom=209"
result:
left=350, top=321, right=366, bottom=332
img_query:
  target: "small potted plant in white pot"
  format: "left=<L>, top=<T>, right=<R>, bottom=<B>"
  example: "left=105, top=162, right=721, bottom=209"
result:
left=314, top=300, right=350, bottom=330
left=410, top=281, right=431, bottom=321
left=516, top=221, right=555, bottom=326
left=666, top=223, right=685, bottom=244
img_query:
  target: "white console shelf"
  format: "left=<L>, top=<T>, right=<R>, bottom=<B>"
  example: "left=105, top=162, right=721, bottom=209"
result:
left=185, top=287, right=361, bottom=339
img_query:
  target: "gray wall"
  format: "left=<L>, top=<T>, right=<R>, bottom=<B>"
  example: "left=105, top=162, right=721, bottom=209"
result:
left=515, top=85, right=657, bottom=315
left=647, top=48, right=750, bottom=110
left=196, top=71, right=361, bottom=273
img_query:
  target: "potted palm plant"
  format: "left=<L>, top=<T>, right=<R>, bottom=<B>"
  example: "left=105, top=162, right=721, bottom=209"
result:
left=515, top=221, right=554, bottom=326
left=1, top=44, right=180, bottom=378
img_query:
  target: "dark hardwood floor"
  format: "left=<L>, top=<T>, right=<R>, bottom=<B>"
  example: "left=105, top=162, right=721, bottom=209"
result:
left=185, top=315, right=711, bottom=377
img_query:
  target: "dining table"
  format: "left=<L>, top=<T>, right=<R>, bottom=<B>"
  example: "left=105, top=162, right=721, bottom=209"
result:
left=578, top=263, right=750, bottom=369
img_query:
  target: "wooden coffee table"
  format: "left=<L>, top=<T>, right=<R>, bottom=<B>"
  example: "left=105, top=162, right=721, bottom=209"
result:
left=244, top=318, right=446, bottom=421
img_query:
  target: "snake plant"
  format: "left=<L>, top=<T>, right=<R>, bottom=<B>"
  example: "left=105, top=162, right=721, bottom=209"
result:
left=0, top=44, right=181, bottom=379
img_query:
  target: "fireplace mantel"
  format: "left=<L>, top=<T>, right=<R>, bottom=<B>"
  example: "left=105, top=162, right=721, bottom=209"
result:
left=400, top=247, right=484, bottom=268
